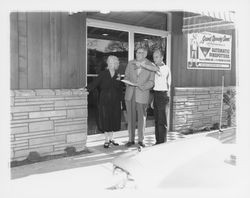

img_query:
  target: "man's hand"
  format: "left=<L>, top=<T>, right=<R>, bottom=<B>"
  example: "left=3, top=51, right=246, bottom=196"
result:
left=156, top=70, right=161, bottom=76
left=140, top=61, right=161, bottom=75
left=140, top=61, right=153, bottom=70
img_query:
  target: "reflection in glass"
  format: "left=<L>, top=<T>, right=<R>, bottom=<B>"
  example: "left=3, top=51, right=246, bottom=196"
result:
left=87, top=27, right=128, bottom=75
left=134, top=33, right=166, bottom=63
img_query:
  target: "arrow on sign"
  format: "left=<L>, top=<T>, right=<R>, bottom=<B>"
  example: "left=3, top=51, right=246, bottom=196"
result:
left=200, top=47, right=211, bottom=57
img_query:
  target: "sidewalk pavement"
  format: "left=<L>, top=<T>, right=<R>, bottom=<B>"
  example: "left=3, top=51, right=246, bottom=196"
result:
left=11, top=127, right=235, bottom=180
left=8, top=127, right=236, bottom=197
left=11, top=127, right=186, bottom=179
left=9, top=127, right=156, bottom=197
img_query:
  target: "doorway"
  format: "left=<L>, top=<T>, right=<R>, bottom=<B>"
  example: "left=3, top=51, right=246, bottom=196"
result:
left=86, top=19, right=170, bottom=135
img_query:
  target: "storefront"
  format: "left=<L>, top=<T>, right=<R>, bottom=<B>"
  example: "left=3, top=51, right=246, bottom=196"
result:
left=86, top=18, right=171, bottom=134
left=10, top=11, right=236, bottom=161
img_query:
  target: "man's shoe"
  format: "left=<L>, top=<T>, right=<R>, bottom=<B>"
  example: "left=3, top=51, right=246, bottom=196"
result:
left=125, top=141, right=135, bottom=147
left=104, top=142, right=110, bottom=148
left=109, top=140, right=119, bottom=146
left=138, top=142, right=145, bottom=147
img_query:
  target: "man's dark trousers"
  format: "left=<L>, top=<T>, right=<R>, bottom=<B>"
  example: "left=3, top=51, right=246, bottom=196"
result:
left=153, top=91, right=169, bottom=144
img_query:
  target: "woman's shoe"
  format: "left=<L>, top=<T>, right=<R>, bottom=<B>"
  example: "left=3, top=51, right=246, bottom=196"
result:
left=109, top=140, right=119, bottom=146
left=104, top=142, right=110, bottom=148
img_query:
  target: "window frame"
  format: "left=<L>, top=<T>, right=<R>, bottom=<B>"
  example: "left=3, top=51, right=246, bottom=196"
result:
left=86, top=18, right=171, bottom=81
left=85, top=18, right=172, bottom=131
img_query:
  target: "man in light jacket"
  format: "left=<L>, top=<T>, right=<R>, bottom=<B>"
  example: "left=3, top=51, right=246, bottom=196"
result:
left=124, top=47, right=156, bottom=147
left=152, top=49, right=171, bottom=144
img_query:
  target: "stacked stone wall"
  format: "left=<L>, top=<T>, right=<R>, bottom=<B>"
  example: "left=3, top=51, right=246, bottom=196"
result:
left=10, top=89, right=88, bottom=161
left=173, top=86, right=236, bottom=133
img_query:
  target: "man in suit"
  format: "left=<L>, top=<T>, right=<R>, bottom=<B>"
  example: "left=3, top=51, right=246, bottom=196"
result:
left=124, top=47, right=156, bottom=147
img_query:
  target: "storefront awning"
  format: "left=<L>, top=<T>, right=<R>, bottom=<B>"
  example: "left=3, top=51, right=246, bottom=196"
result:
left=183, top=11, right=235, bottom=33
left=196, top=11, right=235, bottom=22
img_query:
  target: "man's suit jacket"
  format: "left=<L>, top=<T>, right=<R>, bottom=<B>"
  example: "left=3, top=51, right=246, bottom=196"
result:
left=124, top=59, right=155, bottom=104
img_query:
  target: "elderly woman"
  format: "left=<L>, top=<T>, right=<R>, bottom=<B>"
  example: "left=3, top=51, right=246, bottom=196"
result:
left=86, top=55, right=122, bottom=148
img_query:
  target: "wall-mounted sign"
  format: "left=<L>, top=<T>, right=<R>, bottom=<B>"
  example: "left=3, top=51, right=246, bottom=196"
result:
left=187, top=32, right=232, bottom=70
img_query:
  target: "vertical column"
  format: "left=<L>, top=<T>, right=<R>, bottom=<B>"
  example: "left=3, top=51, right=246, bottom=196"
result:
left=10, top=12, right=19, bottom=89
left=128, top=31, right=134, bottom=61
left=168, top=12, right=184, bottom=131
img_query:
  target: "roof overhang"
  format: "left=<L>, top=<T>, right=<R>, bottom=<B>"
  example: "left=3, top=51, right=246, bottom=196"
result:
left=182, top=11, right=235, bottom=33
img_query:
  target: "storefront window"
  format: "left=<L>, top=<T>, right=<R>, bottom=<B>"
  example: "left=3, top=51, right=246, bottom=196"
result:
left=87, top=27, right=128, bottom=135
left=134, top=33, right=166, bottom=63
left=87, top=27, right=128, bottom=75
left=86, top=23, right=169, bottom=135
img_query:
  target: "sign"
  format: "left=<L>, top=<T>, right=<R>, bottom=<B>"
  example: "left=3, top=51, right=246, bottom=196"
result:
left=187, top=32, right=232, bottom=70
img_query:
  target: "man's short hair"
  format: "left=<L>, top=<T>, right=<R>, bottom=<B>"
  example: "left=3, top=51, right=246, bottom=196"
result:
left=154, top=49, right=164, bottom=57
left=137, top=47, right=148, bottom=54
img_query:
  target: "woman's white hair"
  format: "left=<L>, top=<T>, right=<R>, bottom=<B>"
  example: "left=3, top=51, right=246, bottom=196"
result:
left=107, top=55, right=119, bottom=65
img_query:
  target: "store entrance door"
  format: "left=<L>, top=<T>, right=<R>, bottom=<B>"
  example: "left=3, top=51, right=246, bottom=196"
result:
left=86, top=19, right=171, bottom=135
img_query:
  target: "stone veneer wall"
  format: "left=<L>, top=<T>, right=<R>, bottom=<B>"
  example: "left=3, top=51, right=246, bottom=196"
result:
left=10, top=89, right=88, bottom=161
left=173, top=86, right=236, bottom=133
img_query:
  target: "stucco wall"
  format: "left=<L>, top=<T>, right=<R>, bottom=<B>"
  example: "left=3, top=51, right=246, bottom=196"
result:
left=172, top=86, right=236, bottom=133
left=10, top=89, right=88, bottom=161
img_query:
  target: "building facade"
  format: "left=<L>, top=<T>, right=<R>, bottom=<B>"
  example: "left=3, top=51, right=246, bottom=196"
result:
left=10, top=11, right=236, bottom=161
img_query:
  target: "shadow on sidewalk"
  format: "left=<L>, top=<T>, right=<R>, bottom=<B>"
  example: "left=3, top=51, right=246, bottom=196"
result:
left=11, top=135, right=156, bottom=179
left=11, top=129, right=235, bottom=179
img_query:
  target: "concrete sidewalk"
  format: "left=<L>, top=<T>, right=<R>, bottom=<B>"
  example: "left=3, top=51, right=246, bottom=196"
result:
left=10, top=127, right=151, bottom=179
left=11, top=127, right=186, bottom=179
left=9, top=127, right=236, bottom=198
left=9, top=127, right=159, bottom=197
left=11, top=127, right=235, bottom=180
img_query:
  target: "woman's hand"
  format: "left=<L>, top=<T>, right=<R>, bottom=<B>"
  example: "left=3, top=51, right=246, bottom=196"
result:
left=116, top=73, right=121, bottom=80
left=79, top=87, right=89, bottom=93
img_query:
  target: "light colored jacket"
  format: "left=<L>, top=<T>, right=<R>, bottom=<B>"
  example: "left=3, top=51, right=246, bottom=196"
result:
left=124, top=59, right=155, bottom=104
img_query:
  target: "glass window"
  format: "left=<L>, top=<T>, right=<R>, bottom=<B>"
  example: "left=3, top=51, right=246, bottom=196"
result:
left=86, top=26, right=169, bottom=135
left=87, top=27, right=128, bottom=75
left=134, top=33, right=166, bottom=63
left=87, top=27, right=128, bottom=135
